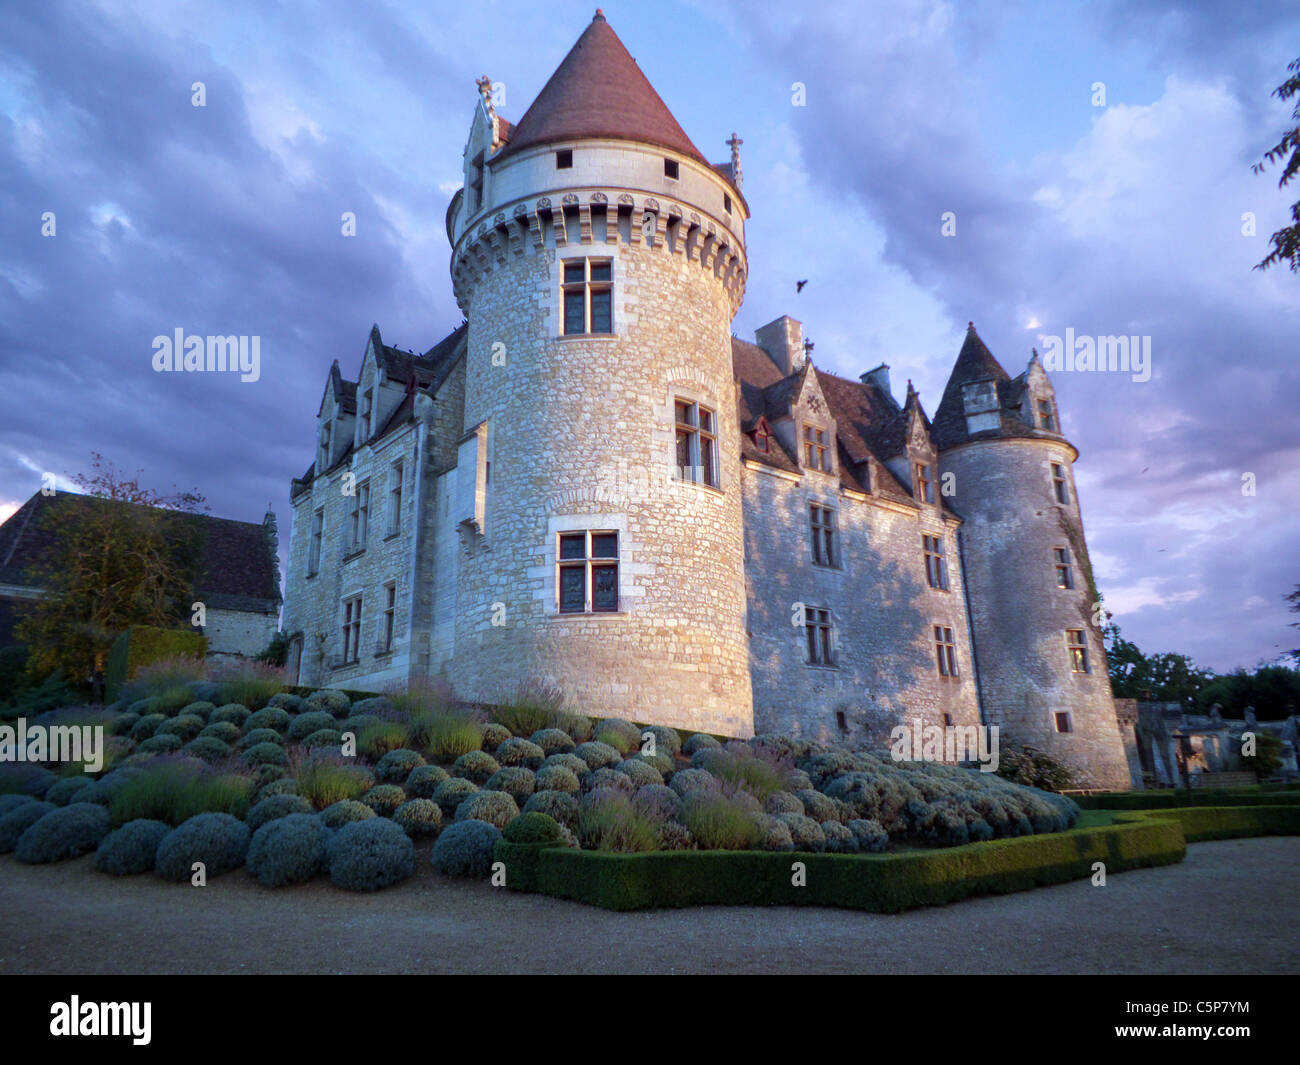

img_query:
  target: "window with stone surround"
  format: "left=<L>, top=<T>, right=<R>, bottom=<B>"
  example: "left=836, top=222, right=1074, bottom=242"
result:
left=923, top=534, right=949, bottom=590
left=809, top=503, right=837, bottom=567
left=348, top=480, right=370, bottom=552
left=360, top=388, right=373, bottom=441
left=1067, top=629, right=1090, bottom=673
left=558, top=531, right=619, bottom=614
left=1054, top=546, right=1074, bottom=589
left=555, top=148, right=573, bottom=169
left=803, top=424, right=831, bottom=472
left=1054, top=711, right=1073, bottom=734
left=308, top=508, right=324, bottom=576
left=1051, top=463, right=1070, bottom=504
left=805, top=606, right=834, bottom=666
left=342, top=595, right=362, bottom=664
left=379, top=583, right=396, bottom=654
left=387, top=461, right=403, bottom=537
left=562, top=258, right=613, bottom=335
left=934, top=625, right=958, bottom=677
left=1037, top=398, right=1057, bottom=432
left=319, top=421, right=332, bottom=470
left=675, top=399, right=718, bottom=488
left=915, top=462, right=935, bottom=504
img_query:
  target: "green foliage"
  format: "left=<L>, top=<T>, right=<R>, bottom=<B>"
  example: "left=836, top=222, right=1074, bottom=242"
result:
left=375, top=748, right=426, bottom=784
left=996, top=746, right=1075, bottom=793
left=356, top=720, right=412, bottom=761
left=254, top=777, right=301, bottom=803
left=491, top=679, right=570, bottom=737
left=1241, top=731, right=1285, bottom=779
left=681, top=793, right=763, bottom=850
left=682, top=733, right=721, bottom=756
left=480, top=722, right=512, bottom=752
left=45, top=776, right=93, bottom=806
left=298, top=761, right=373, bottom=809
left=155, top=812, right=250, bottom=880
left=318, top=799, right=376, bottom=829
left=106, top=631, right=206, bottom=703
left=237, top=727, right=284, bottom=750
left=95, top=819, right=171, bottom=875
left=327, top=817, right=414, bottom=892
left=246, top=813, right=329, bottom=887
left=199, top=721, right=240, bottom=744
left=137, top=733, right=183, bottom=755
left=573, top=741, right=621, bottom=771
left=268, top=692, right=306, bottom=713
left=360, top=784, right=406, bottom=818
left=1103, top=622, right=1215, bottom=704
left=431, top=777, right=479, bottom=818
left=0, top=764, right=56, bottom=797
left=534, top=764, right=580, bottom=795
left=305, top=689, right=351, bottom=717
left=129, top=713, right=167, bottom=741
left=631, top=784, right=682, bottom=823
left=156, top=713, right=204, bottom=742
left=0, top=801, right=55, bottom=852
left=615, top=758, right=663, bottom=788
left=182, top=736, right=233, bottom=764
left=1194, top=666, right=1300, bottom=720
left=242, top=742, right=288, bottom=768
left=430, top=819, right=502, bottom=877
left=503, top=811, right=562, bottom=844
left=0, top=793, right=37, bottom=816
left=404, top=764, right=450, bottom=798
left=522, top=789, right=581, bottom=831
left=393, top=798, right=442, bottom=838
left=455, top=789, right=519, bottom=830
left=485, top=766, right=536, bottom=804
left=530, top=728, right=576, bottom=756
left=288, top=710, right=338, bottom=742
left=302, top=728, right=343, bottom=750
left=424, top=713, right=484, bottom=763
left=109, top=764, right=252, bottom=826
left=1252, top=56, right=1300, bottom=273
left=495, top=737, right=545, bottom=770
left=254, top=631, right=290, bottom=668
left=577, top=792, right=659, bottom=853
left=640, top=724, right=683, bottom=757
left=211, top=660, right=285, bottom=710
left=247, top=793, right=314, bottom=832
left=211, top=704, right=250, bottom=727
left=245, top=706, right=292, bottom=733
left=593, top=718, right=640, bottom=756
left=668, top=767, right=719, bottom=800
left=15, top=802, right=111, bottom=862
left=451, top=750, right=500, bottom=785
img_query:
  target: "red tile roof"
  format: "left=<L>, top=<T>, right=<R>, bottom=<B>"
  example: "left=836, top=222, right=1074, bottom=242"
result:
left=493, top=12, right=709, bottom=166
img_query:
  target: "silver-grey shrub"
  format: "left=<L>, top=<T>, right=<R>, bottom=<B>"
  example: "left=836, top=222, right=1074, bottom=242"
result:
left=95, top=819, right=171, bottom=875
left=15, top=802, right=111, bottom=863
left=393, top=799, right=442, bottom=838
left=0, top=801, right=56, bottom=852
left=430, top=819, right=501, bottom=878
left=375, top=748, right=426, bottom=784
left=534, top=764, right=580, bottom=795
left=247, top=813, right=331, bottom=887
left=454, top=789, right=519, bottom=830
left=522, top=789, right=580, bottom=831
left=248, top=793, right=314, bottom=832
left=495, top=737, right=545, bottom=770
left=318, top=799, right=376, bottom=829
left=155, top=812, right=250, bottom=881
left=404, top=764, right=449, bottom=798
left=45, top=777, right=92, bottom=806
left=327, top=818, right=413, bottom=892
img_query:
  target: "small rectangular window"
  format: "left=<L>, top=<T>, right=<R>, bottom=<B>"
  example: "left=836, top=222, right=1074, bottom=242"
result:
left=558, top=531, right=619, bottom=614
left=561, top=258, right=613, bottom=335
left=1052, top=463, right=1069, bottom=504
left=1067, top=629, right=1090, bottom=673
left=349, top=481, right=370, bottom=551
left=1054, top=711, right=1073, bottom=734
left=388, top=461, right=403, bottom=536
left=319, top=422, right=332, bottom=469
left=803, top=424, right=830, bottom=472
left=308, top=509, right=324, bottom=575
left=1054, top=546, right=1073, bottom=589
left=923, top=534, right=949, bottom=590
left=1037, top=398, right=1057, bottom=432
left=361, top=388, right=373, bottom=438
left=556, top=149, right=573, bottom=169
left=805, top=606, right=834, bottom=666
left=810, top=503, right=836, bottom=567
left=342, top=595, right=362, bottom=663
left=724, top=193, right=732, bottom=214
left=674, top=399, right=719, bottom=488
left=381, top=583, right=396, bottom=653
left=934, top=625, right=958, bottom=677
left=835, top=710, right=847, bottom=731
left=664, top=158, right=679, bottom=179
left=915, top=463, right=935, bottom=504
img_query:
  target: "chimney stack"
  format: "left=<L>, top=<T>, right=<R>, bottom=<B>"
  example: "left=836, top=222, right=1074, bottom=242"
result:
left=862, top=363, right=892, bottom=399
left=755, top=316, right=804, bottom=377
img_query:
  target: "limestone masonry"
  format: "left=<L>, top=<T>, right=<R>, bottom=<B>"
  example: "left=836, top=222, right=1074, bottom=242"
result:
left=280, top=12, right=1132, bottom=789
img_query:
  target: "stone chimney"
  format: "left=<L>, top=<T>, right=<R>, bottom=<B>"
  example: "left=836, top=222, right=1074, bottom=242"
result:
left=862, top=363, right=891, bottom=398
left=755, top=316, right=804, bottom=377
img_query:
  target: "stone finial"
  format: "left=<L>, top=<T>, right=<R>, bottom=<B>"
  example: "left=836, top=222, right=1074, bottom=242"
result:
left=476, top=74, right=495, bottom=118
left=727, top=132, right=743, bottom=190
left=1244, top=705, right=1258, bottom=727
left=1209, top=702, right=1222, bottom=722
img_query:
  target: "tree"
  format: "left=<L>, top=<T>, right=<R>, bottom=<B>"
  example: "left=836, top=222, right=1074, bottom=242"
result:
left=1194, top=665, right=1300, bottom=721
left=1253, top=56, right=1300, bottom=273
left=16, top=454, right=207, bottom=696
left=1103, top=621, right=1215, bottom=704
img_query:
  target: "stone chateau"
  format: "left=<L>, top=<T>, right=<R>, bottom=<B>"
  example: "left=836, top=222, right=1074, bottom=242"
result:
left=280, top=11, right=1132, bottom=789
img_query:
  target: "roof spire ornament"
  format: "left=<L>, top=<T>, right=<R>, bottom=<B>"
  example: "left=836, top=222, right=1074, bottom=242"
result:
left=727, top=132, right=744, bottom=189
left=475, top=74, right=496, bottom=119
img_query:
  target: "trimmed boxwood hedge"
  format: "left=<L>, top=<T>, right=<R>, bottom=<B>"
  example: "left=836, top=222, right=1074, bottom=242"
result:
left=492, top=810, right=1188, bottom=912
left=1073, top=788, right=1300, bottom=810
left=1149, top=804, right=1300, bottom=842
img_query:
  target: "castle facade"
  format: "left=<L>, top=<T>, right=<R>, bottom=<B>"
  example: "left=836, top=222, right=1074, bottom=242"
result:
left=280, top=12, right=1131, bottom=789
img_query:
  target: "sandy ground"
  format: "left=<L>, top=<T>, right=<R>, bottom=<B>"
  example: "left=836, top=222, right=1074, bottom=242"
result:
left=0, top=837, right=1296, bottom=975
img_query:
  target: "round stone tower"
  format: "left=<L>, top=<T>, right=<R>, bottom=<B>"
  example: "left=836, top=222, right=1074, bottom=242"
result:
left=443, top=12, right=754, bottom=735
left=932, top=326, right=1132, bottom=789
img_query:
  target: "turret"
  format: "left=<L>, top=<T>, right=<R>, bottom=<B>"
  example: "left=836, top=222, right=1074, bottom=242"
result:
left=440, top=11, right=754, bottom=735
left=933, top=323, right=1130, bottom=789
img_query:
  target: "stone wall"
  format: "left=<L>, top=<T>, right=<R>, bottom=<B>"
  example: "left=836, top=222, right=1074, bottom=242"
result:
left=204, top=607, right=278, bottom=661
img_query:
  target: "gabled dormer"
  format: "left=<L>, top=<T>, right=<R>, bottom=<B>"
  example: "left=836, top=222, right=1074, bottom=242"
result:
left=882, top=381, right=937, bottom=503
left=1019, top=349, right=1062, bottom=435
left=458, top=76, right=512, bottom=233
left=316, top=360, right=356, bottom=475
left=766, top=361, right=837, bottom=477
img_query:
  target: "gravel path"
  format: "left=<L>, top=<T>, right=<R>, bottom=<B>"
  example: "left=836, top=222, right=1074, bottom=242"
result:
left=1, top=837, right=1296, bottom=975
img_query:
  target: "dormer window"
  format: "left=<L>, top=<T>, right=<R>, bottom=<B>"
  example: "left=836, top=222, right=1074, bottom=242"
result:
left=361, top=388, right=374, bottom=440
left=803, top=424, right=831, bottom=472
left=468, top=149, right=485, bottom=213
left=664, top=158, right=679, bottom=180
left=754, top=426, right=770, bottom=453
left=556, top=149, right=573, bottom=169
left=915, top=462, right=935, bottom=504
left=1037, top=398, right=1057, bottom=432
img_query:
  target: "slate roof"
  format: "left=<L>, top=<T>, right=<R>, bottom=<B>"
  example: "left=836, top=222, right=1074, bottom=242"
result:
left=0, top=491, right=279, bottom=612
left=493, top=12, right=711, bottom=167
left=931, top=323, right=1039, bottom=450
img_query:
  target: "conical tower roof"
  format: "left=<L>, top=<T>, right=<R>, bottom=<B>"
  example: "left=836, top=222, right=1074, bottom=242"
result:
left=932, top=323, right=1020, bottom=449
left=494, top=10, right=708, bottom=165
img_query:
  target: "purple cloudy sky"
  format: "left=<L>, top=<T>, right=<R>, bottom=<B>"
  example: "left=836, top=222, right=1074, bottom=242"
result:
left=0, top=0, right=1296, bottom=672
